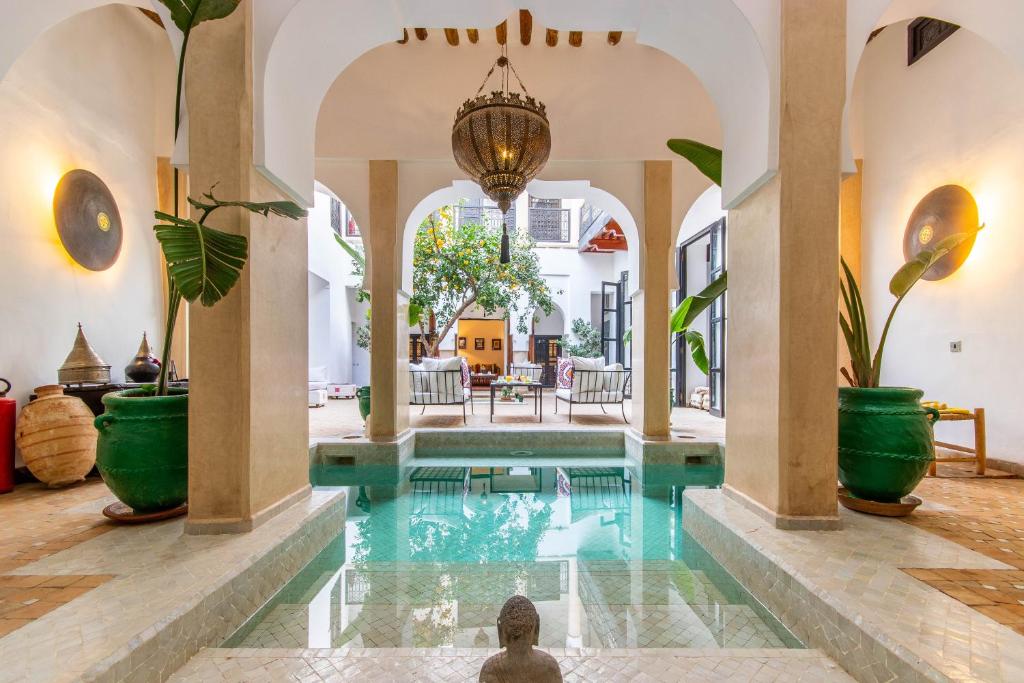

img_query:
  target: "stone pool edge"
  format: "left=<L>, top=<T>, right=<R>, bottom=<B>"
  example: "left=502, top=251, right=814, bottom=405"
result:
left=88, top=490, right=346, bottom=683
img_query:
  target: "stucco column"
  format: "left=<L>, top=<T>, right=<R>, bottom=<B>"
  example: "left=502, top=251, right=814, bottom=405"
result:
left=631, top=161, right=673, bottom=438
left=724, top=0, right=846, bottom=529
left=184, top=1, right=310, bottom=533
left=366, top=160, right=410, bottom=440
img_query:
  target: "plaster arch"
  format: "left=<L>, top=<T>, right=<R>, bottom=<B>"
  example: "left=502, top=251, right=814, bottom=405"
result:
left=401, top=178, right=642, bottom=296
left=260, top=0, right=773, bottom=209
left=532, top=301, right=567, bottom=337
left=843, top=0, right=1024, bottom=171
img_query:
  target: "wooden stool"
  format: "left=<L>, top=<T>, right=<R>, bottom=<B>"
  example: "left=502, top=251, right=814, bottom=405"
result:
left=929, top=407, right=986, bottom=476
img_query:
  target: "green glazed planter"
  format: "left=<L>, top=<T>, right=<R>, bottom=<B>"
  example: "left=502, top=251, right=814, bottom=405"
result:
left=94, top=388, right=188, bottom=513
left=838, top=387, right=940, bottom=503
left=356, top=386, right=371, bottom=421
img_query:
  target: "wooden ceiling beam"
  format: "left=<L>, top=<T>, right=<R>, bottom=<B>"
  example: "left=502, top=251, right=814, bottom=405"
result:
left=414, top=28, right=428, bottom=41
left=397, top=28, right=409, bottom=44
left=444, top=28, right=459, bottom=46
left=467, top=28, right=479, bottom=44
left=519, top=10, right=532, bottom=45
left=608, top=31, right=622, bottom=46
left=568, top=31, right=583, bottom=47
left=496, top=20, right=507, bottom=45
left=545, top=29, right=558, bottom=47
left=138, top=8, right=164, bottom=28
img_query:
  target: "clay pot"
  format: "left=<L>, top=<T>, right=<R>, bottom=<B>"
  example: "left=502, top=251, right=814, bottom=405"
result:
left=95, top=388, right=187, bottom=513
left=838, top=387, right=939, bottom=503
left=16, top=385, right=96, bottom=487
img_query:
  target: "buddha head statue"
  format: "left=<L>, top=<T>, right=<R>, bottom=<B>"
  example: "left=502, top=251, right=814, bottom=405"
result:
left=496, top=595, right=540, bottom=650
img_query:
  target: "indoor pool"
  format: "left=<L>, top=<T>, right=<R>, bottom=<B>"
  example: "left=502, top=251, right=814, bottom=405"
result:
left=225, top=458, right=800, bottom=650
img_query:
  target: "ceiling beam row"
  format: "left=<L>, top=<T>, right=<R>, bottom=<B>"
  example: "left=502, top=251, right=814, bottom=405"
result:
left=398, top=12, right=623, bottom=48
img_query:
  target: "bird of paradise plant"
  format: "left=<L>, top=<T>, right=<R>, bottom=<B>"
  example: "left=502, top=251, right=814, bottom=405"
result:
left=152, top=0, right=307, bottom=396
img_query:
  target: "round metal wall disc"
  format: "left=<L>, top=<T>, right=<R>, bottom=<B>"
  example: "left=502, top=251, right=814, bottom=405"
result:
left=53, top=169, right=123, bottom=271
left=902, top=184, right=978, bottom=281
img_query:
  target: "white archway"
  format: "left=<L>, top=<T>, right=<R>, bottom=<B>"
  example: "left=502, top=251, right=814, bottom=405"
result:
left=259, top=0, right=773, bottom=209
left=533, top=302, right=566, bottom=337
left=402, top=178, right=641, bottom=294
left=843, top=0, right=1024, bottom=172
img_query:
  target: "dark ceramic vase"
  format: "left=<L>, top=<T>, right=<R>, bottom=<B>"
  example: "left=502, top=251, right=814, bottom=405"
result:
left=124, top=332, right=160, bottom=383
left=838, top=387, right=940, bottom=503
left=94, top=388, right=187, bottom=513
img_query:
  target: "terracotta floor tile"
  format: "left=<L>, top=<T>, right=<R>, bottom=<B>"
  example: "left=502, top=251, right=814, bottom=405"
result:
left=0, top=619, right=32, bottom=637
left=3, top=601, right=61, bottom=620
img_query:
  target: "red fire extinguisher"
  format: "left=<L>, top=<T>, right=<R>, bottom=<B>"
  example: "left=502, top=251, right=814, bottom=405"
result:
left=0, top=378, right=14, bottom=494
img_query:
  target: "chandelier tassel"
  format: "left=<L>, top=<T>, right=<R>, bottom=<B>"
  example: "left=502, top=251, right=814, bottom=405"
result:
left=500, top=222, right=511, bottom=264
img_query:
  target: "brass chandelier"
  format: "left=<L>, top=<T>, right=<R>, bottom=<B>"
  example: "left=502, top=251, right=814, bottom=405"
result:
left=452, top=46, right=551, bottom=263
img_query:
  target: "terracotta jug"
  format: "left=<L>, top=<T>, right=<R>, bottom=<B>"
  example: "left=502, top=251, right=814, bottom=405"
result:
left=16, top=385, right=96, bottom=487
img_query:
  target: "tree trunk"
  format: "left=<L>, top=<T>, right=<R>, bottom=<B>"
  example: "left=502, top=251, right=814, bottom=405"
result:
left=427, top=295, right=476, bottom=357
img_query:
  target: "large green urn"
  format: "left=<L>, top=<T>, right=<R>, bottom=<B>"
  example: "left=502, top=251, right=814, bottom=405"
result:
left=356, top=386, right=371, bottom=421
left=838, top=387, right=939, bottom=503
left=94, top=388, right=188, bottom=513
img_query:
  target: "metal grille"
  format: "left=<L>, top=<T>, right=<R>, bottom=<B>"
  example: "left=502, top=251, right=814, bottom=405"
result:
left=528, top=206, right=570, bottom=242
left=455, top=202, right=515, bottom=232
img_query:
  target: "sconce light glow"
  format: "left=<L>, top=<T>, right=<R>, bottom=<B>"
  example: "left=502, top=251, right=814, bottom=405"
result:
left=902, top=184, right=979, bottom=281
left=52, top=169, right=123, bottom=271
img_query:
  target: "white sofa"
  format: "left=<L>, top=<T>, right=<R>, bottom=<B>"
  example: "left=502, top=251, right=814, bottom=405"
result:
left=409, top=356, right=472, bottom=423
left=554, top=357, right=630, bottom=422
left=308, top=366, right=328, bottom=407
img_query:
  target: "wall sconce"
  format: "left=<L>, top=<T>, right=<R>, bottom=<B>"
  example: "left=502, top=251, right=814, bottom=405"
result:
left=53, top=169, right=122, bottom=271
left=903, top=184, right=978, bottom=280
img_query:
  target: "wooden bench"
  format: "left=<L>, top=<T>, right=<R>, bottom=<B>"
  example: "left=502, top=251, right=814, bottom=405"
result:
left=929, top=407, right=986, bottom=476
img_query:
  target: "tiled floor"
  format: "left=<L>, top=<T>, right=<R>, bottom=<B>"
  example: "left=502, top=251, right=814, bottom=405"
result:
left=0, top=479, right=115, bottom=638
left=685, top=486, right=1024, bottom=682
left=169, top=647, right=854, bottom=682
left=903, top=465, right=1024, bottom=636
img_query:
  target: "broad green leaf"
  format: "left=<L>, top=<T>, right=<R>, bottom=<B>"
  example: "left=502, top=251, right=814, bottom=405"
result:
left=188, top=193, right=307, bottom=221
left=667, top=139, right=722, bottom=187
left=154, top=218, right=248, bottom=307
left=670, top=272, right=727, bottom=333
left=158, top=0, right=241, bottom=34
left=889, top=228, right=979, bottom=298
left=334, top=233, right=366, bottom=267
left=685, top=330, right=709, bottom=375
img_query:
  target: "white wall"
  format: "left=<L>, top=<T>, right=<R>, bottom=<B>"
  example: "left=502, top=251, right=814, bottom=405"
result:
left=306, top=188, right=362, bottom=384
left=677, top=185, right=726, bottom=246
left=0, top=6, right=173, bottom=412
left=855, top=24, right=1024, bottom=463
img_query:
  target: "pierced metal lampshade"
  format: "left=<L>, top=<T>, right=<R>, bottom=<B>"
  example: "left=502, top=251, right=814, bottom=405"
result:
left=452, top=52, right=551, bottom=268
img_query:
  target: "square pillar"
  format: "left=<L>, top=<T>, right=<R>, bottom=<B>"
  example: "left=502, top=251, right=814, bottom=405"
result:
left=184, top=1, right=310, bottom=533
left=724, top=0, right=846, bottom=529
left=366, top=160, right=410, bottom=440
left=631, top=160, right=673, bottom=438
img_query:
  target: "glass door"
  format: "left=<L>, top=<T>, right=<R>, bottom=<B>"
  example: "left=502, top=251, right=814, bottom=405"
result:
left=707, top=218, right=726, bottom=417
left=601, top=280, right=622, bottom=364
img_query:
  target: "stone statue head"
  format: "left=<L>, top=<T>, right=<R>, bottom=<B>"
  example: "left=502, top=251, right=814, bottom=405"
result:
left=496, top=595, right=540, bottom=649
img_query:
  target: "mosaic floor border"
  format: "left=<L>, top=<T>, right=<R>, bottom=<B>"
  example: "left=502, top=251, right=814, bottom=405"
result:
left=169, top=646, right=853, bottom=682
left=684, top=489, right=1024, bottom=683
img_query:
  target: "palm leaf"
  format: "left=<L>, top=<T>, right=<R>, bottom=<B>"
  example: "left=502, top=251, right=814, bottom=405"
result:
left=188, top=193, right=307, bottom=221
left=889, top=228, right=980, bottom=297
left=158, top=0, right=241, bottom=33
left=334, top=233, right=366, bottom=268
left=684, top=330, right=709, bottom=375
left=154, top=218, right=248, bottom=307
left=670, top=272, right=727, bottom=334
left=667, top=139, right=722, bottom=187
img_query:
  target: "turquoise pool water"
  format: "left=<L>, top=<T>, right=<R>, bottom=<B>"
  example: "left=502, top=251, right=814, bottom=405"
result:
left=225, top=457, right=800, bottom=650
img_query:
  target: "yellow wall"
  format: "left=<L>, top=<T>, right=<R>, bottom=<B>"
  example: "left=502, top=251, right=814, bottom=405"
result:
left=457, top=319, right=505, bottom=373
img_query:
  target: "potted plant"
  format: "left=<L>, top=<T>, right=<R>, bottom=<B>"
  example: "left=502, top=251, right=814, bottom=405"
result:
left=93, top=1, right=306, bottom=514
left=838, top=230, right=979, bottom=503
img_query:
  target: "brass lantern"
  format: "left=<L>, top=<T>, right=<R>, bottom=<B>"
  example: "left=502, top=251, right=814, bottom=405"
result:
left=452, top=51, right=551, bottom=263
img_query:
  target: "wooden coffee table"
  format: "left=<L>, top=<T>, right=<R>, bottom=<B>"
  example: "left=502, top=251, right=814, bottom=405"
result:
left=490, top=380, right=543, bottom=423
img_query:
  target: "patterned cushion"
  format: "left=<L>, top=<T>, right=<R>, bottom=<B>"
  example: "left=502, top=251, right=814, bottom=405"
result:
left=459, top=357, right=471, bottom=388
left=557, top=358, right=573, bottom=389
